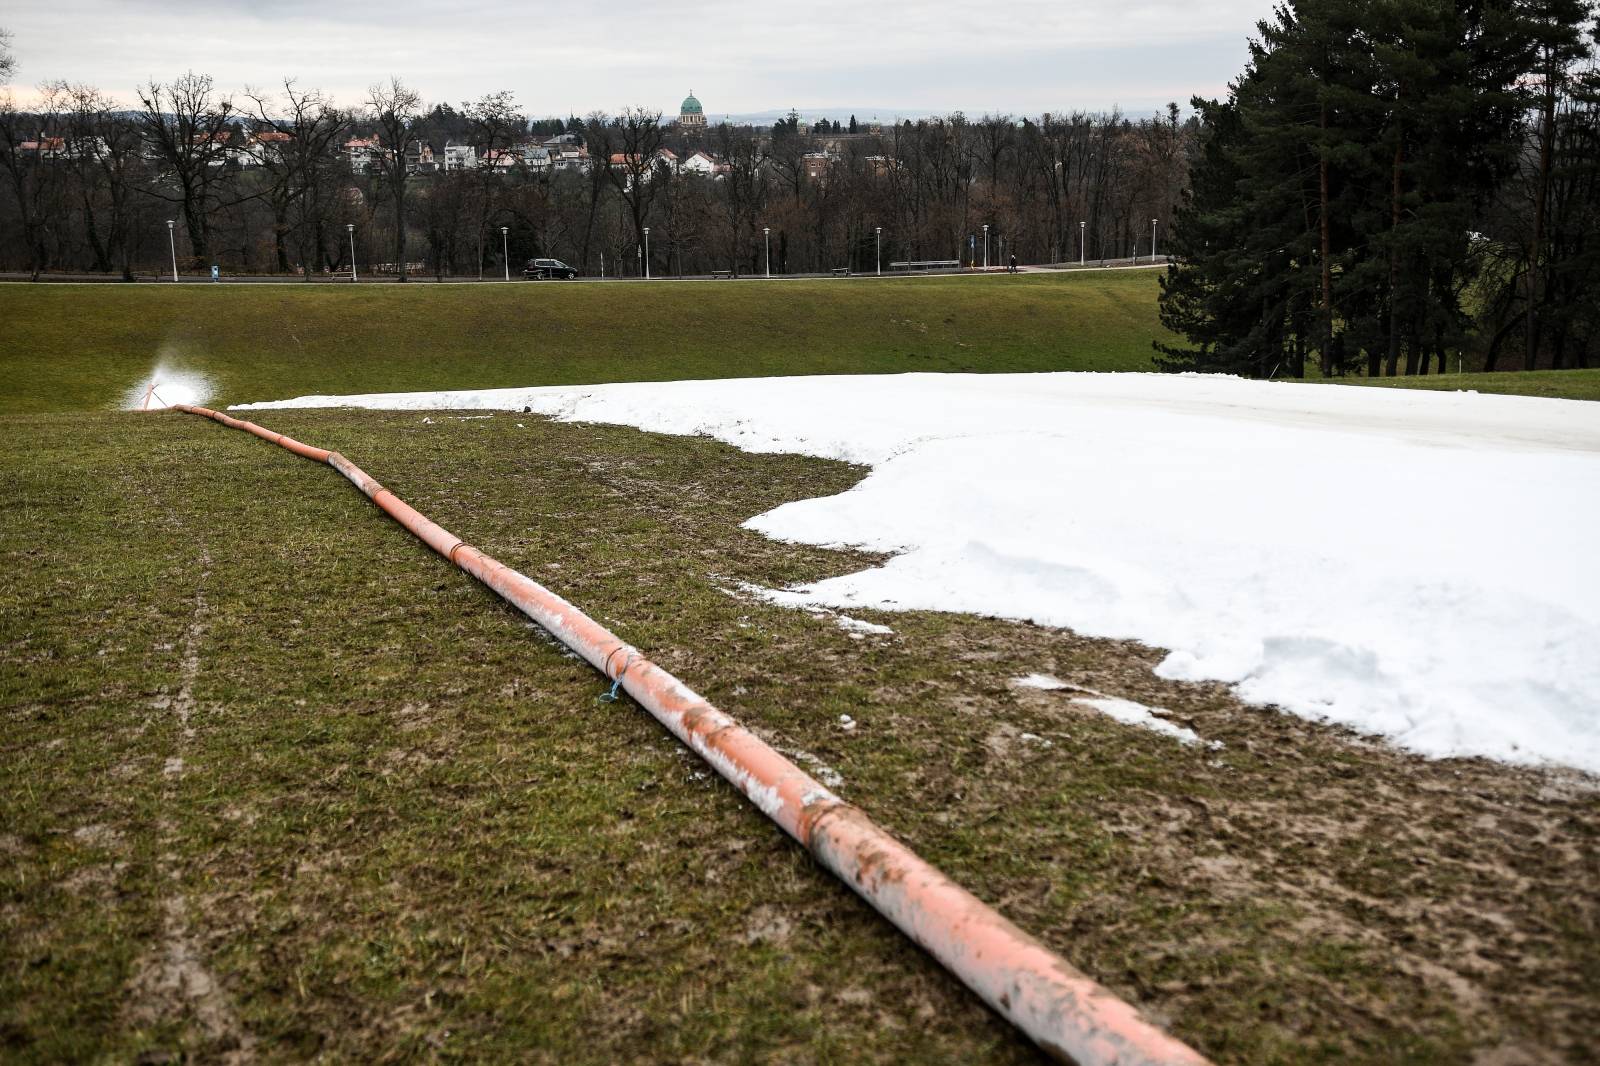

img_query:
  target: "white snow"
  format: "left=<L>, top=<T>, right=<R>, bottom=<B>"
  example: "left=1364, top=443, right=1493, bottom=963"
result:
left=239, top=372, right=1600, bottom=774
left=1010, top=674, right=1218, bottom=748
left=1070, top=696, right=1207, bottom=748
left=1013, top=673, right=1071, bottom=691
left=784, top=748, right=846, bottom=789
left=725, top=579, right=895, bottom=634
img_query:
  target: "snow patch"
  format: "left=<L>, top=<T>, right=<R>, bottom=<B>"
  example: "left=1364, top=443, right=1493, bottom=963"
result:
left=785, top=748, right=846, bottom=789
left=1071, top=696, right=1208, bottom=747
left=721, top=580, right=894, bottom=635
left=239, top=372, right=1600, bottom=774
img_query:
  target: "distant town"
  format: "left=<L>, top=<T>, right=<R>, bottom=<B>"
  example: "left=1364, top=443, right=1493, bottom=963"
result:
left=1, top=77, right=1188, bottom=280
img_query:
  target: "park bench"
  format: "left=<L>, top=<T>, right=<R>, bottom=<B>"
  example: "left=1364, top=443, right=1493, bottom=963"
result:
left=831, top=266, right=851, bottom=277
left=711, top=269, right=735, bottom=279
left=889, top=259, right=961, bottom=272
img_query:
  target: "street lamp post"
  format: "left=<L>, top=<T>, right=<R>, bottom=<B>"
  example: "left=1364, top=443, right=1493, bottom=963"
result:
left=875, top=226, right=882, bottom=275
left=501, top=226, right=509, bottom=281
left=1151, top=218, right=1159, bottom=261
left=347, top=223, right=357, bottom=282
left=982, top=223, right=989, bottom=269
left=764, top=226, right=771, bottom=278
left=166, top=220, right=178, bottom=282
left=643, top=226, right=651, bottom=279
left=1079, top=220, right=1086, bottom=266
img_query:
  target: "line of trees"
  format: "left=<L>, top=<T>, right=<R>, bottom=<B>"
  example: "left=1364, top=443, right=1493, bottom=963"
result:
left=0, top=51, right=1194, bottom=281
left=1158, top=0, right=1600, bottom=376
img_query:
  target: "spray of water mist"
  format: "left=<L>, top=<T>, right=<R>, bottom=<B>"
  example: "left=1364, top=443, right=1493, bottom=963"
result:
left=124, top=362, right=213, bottom=411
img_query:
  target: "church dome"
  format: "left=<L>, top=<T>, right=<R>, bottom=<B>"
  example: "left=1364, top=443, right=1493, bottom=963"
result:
left=680, top=92, right=703, bottom=115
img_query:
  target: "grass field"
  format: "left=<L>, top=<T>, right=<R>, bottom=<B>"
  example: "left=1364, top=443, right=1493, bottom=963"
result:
left=4, top=273, right=1596, bottom=415
left=3, top=409, right=1595, bottom=1063
left=2, top=274, right=1597, bottom=1062
left=0, top=272, right=1171, bottom=414
left=1340, top=367, right=1600, bottom=402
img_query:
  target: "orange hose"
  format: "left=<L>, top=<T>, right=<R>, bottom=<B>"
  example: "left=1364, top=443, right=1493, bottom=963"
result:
left=171, top=403, right=1210, bottom=1066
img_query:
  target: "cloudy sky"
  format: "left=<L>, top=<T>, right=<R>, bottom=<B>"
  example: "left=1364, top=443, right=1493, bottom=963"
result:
left=3, top=0, right=1265, bottom=118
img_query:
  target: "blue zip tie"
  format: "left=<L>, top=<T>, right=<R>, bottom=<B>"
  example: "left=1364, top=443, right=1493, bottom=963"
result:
left=599, top=648, right=633, bottom=703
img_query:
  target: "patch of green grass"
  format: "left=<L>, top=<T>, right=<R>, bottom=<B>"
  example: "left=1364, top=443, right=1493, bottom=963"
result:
left=6, top=408, right=1594, bottom=1063
left=0, top=272, right=1172, bottom=414
left=1332, top=368, right=1600, bottom=402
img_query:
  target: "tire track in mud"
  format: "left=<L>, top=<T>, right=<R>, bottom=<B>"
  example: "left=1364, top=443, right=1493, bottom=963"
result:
left=130, top=540, right=257, bottom=1061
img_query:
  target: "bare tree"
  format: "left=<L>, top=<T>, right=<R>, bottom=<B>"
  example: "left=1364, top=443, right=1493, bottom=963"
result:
left=136, top=72, right=235, bottom=263
left=598, top=107, right=666, bottom=272
left=713, top=122, right=769, bottom=275
left=768, top=110, right=807, bottom=200
left=0, top=81, right=66, bottom=279
left=62, top=83, right=145, bottom=279
left=578, top=111, right=614, bottom=270
left=975, top=113, right=1016, bottom=190
left=463, top=90, right=524, bottom=276
left=0, top=27, right=15, bottom=84
left=367, top=77, right=421, bottom=280
left=244, top=81, right=348, bottom=275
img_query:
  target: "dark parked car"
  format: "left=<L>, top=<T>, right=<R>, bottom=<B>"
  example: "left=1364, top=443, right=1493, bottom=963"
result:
left=523, top=258, right=578, bottom=280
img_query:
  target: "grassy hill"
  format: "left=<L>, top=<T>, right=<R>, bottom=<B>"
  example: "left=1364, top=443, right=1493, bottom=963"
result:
left=1340, top=367, right=1600, bottom=402
left=4, top=270, right=1595, bottom=1062
left=5, top=272, right=1596, bottom=413
left=0, top=272, right=1172, bottom=414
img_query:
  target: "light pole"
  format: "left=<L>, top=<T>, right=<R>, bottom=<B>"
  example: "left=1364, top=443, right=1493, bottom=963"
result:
left=982, top=223, right=989, bottom=269
left=501, top=226, right=509, bottom=280
left=1079, top=220, right=1085, bottom=266
left=1151, top=218, right=1159, bottom=261
left=875, top=226, right=882, bottom=275
left=643, top=226, right=651, bottom=279
left=166, top=220, right=178, bottom=282
left=764, top=226, right=771, bottom=278
left=347, top=223, right=357, bottom=282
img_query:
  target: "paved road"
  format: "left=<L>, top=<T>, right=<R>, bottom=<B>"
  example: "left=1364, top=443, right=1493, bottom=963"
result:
left=0, top=258, right=1170, bottom=285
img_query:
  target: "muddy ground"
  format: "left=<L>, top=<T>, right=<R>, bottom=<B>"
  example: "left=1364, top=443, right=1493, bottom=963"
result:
left=2, top=409, right=1595, bottom=1063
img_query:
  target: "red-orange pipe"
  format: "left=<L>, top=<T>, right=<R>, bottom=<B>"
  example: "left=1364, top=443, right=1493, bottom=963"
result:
left=171, top=403, right=1210, bottom=1066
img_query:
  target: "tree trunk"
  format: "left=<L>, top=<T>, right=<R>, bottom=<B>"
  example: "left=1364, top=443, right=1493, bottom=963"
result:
left=81, top=193, right=111, bottom=273
left=1526, top=79, right=1555, bottom=371
left=182, top=193, right=209, bottom=265
left=28, top=220, right=45, bottom=281
left=393, top=176, right=408, bottom=282
left=116, top=196, right=135, bottom=282
left=1385, top=136, right=1404, bottom=377
left=1319, top=100, right=1335, bottom=377
left=274, top=204, right=291, bottom=274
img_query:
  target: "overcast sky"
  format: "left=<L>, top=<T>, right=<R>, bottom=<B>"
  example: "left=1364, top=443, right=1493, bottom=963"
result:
left=2, top=0, right=1266, bottom=118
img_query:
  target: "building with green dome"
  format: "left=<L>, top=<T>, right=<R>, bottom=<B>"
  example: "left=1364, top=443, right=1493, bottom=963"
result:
left=679, top=91, right=706, bottom=130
